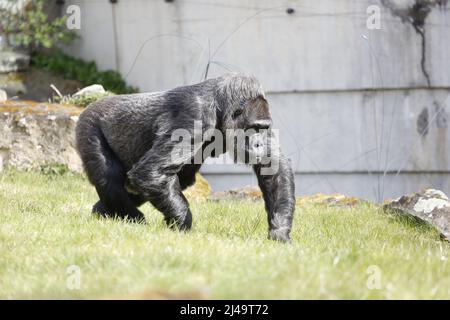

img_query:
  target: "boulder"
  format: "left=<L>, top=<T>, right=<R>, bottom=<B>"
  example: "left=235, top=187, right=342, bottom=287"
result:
left=73, top=84, right=106, bottom=96
left=383, top=189, right=450, bottom=240
left=209, top=186, right=262, bottom=201
left=296, top=193, right=365, bottom=207
left=0, top=100, right=82, bottom=172
left=0, top=89, right=6, bottom=102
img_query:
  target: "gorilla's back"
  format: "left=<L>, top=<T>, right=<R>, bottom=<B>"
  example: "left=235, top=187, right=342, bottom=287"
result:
left=76, top=87, right=209, bottom=171
left=77, top=92, right=165, bottom=170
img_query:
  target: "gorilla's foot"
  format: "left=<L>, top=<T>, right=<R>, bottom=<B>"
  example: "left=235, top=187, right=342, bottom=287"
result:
left=92, top=201, right=146, bottom=224
left=164, top=209, right=192, bottom=231
left=126, top=209, right=147, bottom=224
left=268, top=228, right=291, bottom=243
left=92, top=201, right=110, bottom=218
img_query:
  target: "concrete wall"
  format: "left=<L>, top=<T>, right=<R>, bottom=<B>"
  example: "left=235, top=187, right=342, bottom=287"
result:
left=64, top=0, right=450, bottom=201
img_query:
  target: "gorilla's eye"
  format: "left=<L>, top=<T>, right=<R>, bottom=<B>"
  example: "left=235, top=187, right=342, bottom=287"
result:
left=232, top=109, right=243, bottom=119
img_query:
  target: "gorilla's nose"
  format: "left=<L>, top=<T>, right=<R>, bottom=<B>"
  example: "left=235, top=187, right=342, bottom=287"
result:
left=252, top=139, right=265, bottom=153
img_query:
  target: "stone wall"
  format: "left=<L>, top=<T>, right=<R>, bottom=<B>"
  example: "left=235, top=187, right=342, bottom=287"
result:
left=0, top=101, right=82, bottom=172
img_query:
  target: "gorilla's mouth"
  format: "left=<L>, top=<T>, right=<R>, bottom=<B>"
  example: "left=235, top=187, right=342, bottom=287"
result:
left=242, top=147, right=266, bottom=165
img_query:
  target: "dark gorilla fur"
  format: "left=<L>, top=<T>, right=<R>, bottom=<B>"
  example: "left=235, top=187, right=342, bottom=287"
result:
left=76, top=74, right=295, bottom=242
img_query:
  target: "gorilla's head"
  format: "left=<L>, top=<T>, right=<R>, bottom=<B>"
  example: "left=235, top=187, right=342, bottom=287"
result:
left=234, top=96, right=273, bottom=164
left=214, top=74, right=274, bottom=165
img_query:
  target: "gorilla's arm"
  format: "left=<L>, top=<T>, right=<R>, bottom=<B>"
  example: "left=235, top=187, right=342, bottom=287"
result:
left=253, top=154, right=295, bottom=242
left=126, top=137, right=193, bottom=230
left=124, top=98, right=217, bottom=230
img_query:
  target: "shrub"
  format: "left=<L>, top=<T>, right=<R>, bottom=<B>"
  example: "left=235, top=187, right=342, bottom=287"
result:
left=32, top=50, right=138, bottom=94
left=0, top=0, right=76, bottom=52
left=54, top=91, right=115, bottom=108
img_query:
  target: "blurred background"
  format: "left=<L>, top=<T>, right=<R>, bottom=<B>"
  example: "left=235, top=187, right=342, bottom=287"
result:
left=1, top=0, right=450, bottom=202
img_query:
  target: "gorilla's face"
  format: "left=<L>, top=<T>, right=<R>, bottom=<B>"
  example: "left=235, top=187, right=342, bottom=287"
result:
left=225, top=96, right=273, bottom=165
left=245, top=128, right=271, bottom=164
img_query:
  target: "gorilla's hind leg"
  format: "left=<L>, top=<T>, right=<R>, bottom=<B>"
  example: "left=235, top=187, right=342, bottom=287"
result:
left=92, top=200, right=109, bottom=217
left=92, top=192, right=146, bottom=223
left=81, top=128, right=146, bottom=223
left=93, top=169, right=146, bottom=224
left=92, top=189, right=146, bottom=224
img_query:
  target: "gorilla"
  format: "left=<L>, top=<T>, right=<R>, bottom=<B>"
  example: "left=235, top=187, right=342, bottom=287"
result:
left=76, top=74, right=295, bottom=242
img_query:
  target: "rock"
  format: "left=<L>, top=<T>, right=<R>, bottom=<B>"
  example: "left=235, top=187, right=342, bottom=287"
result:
left=0, top=100, right=83, bottom=172
left=183, top=173, right=212, bottom=201
left=0, top=51, right=30, bottom=73
left=0, top=89, right=6, bottom=102
left=296, top=193, right=364, bottom=207
left=383, top=189, right=450, bottom=240
left=73, top=84, right=106, bottom=96
left=209, top=186, right=262, bottom=201
left=0, top=148, right=9, bottom=171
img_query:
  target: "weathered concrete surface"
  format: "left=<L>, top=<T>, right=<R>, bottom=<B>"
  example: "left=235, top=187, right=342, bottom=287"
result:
left=0, top=101, right=82, bottom=171
left=201, top=87, right=450, bottom=201
left=64, top=0, right=450, bottom=91
left=384, top=188, right=450, bottom=240
left=203, top=88, right=450, bottom=171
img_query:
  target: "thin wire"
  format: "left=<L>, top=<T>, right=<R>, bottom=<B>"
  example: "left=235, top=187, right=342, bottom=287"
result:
left=203, top=5, right=287, bottom=79
left=123, top=33, right=204, bottom=80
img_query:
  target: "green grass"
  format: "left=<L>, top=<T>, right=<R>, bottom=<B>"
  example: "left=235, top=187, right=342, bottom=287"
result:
left=1, top=170, right=450, bottom=299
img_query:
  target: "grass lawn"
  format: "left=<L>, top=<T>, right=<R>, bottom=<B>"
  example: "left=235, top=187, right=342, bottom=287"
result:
left=0, top=170, right=449, bottom=299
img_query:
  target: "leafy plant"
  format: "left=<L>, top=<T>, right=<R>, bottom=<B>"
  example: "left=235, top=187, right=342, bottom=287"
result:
left=0, top=0, right=76, bottom=52
left=54, top=91, right=115, bottom=108
left=32, top=50, right=138, bottom=94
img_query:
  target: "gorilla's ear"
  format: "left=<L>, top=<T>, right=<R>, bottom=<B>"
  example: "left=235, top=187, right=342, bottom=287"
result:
left=245, top=96, right=272, bottom=129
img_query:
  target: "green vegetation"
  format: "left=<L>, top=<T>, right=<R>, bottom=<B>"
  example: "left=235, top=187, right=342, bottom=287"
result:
left=54, top=91, right=115, bottom=108
left=0, top=0, right=136, bottom=96
left=1, top=170, right=449, bottom=299
left=32, top=51, right=138, bottom=94
left=0, top=0, right=76, bottom=51
left=39, top=163, right=74, bottom=177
